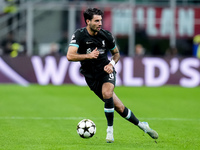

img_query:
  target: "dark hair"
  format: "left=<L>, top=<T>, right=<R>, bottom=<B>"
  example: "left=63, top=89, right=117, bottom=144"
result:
left=83, top=8, right=103, bottom=24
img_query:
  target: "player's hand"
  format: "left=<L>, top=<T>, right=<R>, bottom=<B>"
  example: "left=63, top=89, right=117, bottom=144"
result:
left=104, top=63, right=113, bottom=74
left=89, top=47, right=99, bottom=59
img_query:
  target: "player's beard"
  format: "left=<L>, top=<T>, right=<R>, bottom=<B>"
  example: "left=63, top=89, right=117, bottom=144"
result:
left=90, top=24, right=101, bottom=33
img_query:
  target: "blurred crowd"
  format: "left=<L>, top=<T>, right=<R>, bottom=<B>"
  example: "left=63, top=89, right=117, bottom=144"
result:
left=0, top=31, right=69, bottom=57
left=0, top=29, right=184, bottom=58
left=0, top=0, right=199, bottom=58
left=0, top=0, right=22, bottom=57
left=0, top=24, right=193, bottom=58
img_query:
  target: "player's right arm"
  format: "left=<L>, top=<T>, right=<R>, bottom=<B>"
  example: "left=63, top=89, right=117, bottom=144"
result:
left=67, top=46, right=99, bottom=61
left=67, top=29, right=99, bottom=61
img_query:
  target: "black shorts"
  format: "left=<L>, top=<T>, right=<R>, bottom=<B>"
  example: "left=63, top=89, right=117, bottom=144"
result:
left=85, top=70, right=116, bottom=101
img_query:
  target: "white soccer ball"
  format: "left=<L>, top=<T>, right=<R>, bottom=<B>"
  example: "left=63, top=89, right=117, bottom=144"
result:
left=77, top=119, right=96, bottom=138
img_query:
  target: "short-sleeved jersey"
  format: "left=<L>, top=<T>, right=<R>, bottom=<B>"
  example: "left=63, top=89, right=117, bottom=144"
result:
left=69, top=27, right=116, bottom=79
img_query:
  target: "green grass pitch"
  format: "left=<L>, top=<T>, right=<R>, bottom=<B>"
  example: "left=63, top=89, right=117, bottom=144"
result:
left=0, top=84, right=199, bottom=150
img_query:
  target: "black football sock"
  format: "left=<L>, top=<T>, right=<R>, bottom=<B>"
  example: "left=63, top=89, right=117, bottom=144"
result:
left=119, top=107, right=139, bottom=125
left=104, top=97, right=114, bottom=126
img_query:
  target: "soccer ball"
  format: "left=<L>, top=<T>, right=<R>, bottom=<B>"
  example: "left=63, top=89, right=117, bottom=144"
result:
left=77, top=119, right=96, bottom=138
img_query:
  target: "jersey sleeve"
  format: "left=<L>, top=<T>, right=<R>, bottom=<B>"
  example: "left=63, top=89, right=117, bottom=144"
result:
left=69, top=29, right=81, bottom=48
left=105, top=30, right=116, bottom=51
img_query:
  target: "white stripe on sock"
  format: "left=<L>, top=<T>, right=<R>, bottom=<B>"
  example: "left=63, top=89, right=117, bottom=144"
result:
left=104, top=108, right=114, bottom=113
left=125, top=109, right=131, bottom=119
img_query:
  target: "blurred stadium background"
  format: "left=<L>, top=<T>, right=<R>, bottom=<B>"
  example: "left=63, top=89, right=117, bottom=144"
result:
left=0, top=1, right=200, bottom=149
left=0, top=0, right=200, bottom=87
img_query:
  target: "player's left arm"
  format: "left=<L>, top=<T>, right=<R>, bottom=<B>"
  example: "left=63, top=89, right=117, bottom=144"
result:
left=104, top=46, right=120, bottom=74
left=110, top=46, right=120, bottom=65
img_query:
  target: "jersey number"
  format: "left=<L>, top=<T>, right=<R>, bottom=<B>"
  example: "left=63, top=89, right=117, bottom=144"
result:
left=109, top=73, right=114, bottom=80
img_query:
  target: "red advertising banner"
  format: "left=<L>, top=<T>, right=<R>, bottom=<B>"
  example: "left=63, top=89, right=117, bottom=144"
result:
left=136, top=7, right=200, bottom=38
left=81, top=6, right=200, bottom=37
left=0, top=56, right=200, bottom=87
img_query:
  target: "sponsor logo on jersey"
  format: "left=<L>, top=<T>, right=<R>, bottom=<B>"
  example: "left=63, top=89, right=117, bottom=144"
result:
left=86, top=41, right=93, bottom=44
left=70, top=34, right=76, bottom=44
left=86, top=48, right=92, bottom=54
left=70, top=40, right=76, bottom=44
left=102, top=40, right=105, bottom=47
left=97, top=49, right=105, bottom=54
left=71, top=34, right=75, bottom=40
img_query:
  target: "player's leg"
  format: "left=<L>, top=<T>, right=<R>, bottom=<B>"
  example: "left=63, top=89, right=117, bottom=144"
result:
left=85, top=76, right=115, bottom=142
left=102, top=82, right=115, bottom=143
left=113, top=92, right=139, bottom=125
left=113, top=92, right=158, bottom=139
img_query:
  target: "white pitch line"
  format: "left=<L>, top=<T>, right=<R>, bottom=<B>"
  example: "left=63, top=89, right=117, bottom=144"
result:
left=140, top=118, right=200, bottom=121
left=0, top=117, right=87, bottom=120
left=0, top=116, right=199, bottom=121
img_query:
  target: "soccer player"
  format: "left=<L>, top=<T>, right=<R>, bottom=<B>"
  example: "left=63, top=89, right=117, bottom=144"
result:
left=67, top=8, right=158, bottom=143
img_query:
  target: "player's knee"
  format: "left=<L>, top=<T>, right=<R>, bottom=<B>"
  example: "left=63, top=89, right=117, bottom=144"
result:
left=115, top=104, right=124, bottom=114
left=102, top=91, right=113, bottom=99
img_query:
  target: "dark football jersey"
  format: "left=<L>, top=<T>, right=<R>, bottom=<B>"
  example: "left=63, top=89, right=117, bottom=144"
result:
left=69, top=27, right=116, bottom=79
